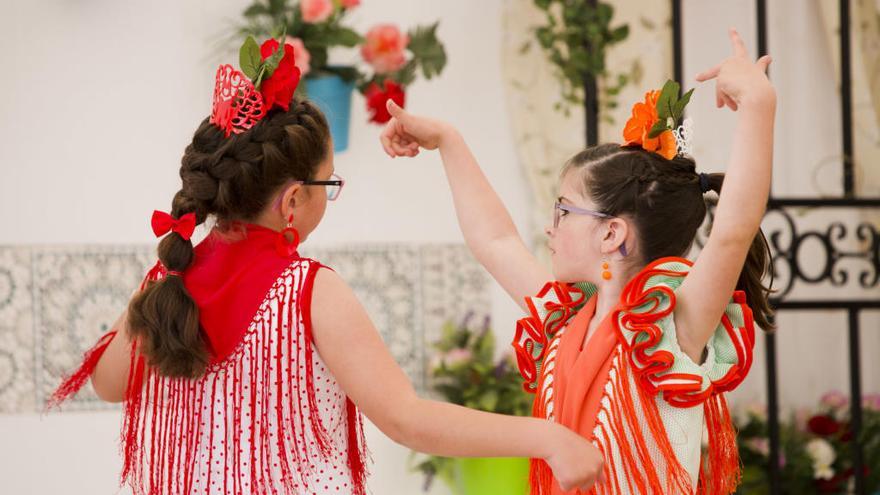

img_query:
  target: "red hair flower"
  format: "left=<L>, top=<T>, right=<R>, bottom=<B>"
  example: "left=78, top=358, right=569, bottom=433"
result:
left=209, top=36, right=303, bottom=137
left=259, top=39, right=301, bottom=112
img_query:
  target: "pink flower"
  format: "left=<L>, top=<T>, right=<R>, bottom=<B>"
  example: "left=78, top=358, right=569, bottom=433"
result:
left=361, top=24, right=410, bottom=74
left=284, top=36, right=311, bottom=75
left=340, top=0, right=360, bottom=8
left=745, top=438, right=770, bottom=457
left=863, top=393, right=880, bottom=411
left=820, top=390, right=849, bottom=410
left=300, top=0, right=334, bottom=23
left=443, top=349, right=472, bottom=368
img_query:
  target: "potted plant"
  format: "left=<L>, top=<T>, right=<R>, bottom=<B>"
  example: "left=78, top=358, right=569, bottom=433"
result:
left=733, top=391, right=880, bottom=493
left=412, top=314, right=534, bottom=495
left=238, top=0, right=447, bottom=151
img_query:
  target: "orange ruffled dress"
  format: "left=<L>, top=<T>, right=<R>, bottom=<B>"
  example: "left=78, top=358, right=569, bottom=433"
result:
left=513, top=257, right=755, bottom=495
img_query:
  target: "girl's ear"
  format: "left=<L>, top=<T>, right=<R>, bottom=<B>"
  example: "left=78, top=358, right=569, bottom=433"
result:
left=279, top=184, right=302, bottom=222
left=601, top=218, right=629, bottom=255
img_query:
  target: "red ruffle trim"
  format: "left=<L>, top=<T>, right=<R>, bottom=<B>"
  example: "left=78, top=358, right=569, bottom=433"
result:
left=512, top=281, right=587, bottom=393
left=612, top=256, right=756, bottom=408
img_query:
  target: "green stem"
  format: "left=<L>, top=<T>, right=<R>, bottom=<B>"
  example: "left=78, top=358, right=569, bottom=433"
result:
left=253, top=65, right=267, bottom=89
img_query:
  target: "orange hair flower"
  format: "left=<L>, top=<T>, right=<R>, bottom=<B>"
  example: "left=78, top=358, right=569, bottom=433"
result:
left=622, top=80, right=693, bottom=160
left=623, top=90, right=659, bottom=144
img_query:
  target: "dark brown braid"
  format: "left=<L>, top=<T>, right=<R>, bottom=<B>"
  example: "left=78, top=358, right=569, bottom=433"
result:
left=127, top=99, right=331, bottom=378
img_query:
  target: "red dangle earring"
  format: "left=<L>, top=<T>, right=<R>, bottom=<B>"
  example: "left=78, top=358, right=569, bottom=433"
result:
left=275, top=213, right=300, bottom=257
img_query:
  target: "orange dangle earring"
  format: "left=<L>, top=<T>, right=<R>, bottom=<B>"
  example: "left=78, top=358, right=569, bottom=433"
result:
left=601, top=258, right=612, bottom=281
left=275, top=213, right=300, bottom=257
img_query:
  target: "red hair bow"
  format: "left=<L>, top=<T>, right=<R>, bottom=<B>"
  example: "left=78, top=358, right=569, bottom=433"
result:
left=151, top=211, right=197, bottom=240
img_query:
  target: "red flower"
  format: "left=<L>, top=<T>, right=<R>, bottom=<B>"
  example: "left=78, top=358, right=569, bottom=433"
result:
left=365, top=80, right=405, bottom=124
left=259, top=39, right=301, bottom=112
left=807, top=414, right=841, bottom=436
left=815, top=467, right=868, bottom=493
left=839, top=421, right=854, bottom=442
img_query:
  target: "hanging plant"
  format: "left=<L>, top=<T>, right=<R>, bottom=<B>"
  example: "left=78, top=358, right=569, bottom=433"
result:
left=522, top=0, right=634, bottom=119
left=237, top=0, right=447, bottom=124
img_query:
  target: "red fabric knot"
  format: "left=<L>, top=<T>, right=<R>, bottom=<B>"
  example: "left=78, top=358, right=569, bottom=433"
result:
left=151, top=210, right=197, bottom=240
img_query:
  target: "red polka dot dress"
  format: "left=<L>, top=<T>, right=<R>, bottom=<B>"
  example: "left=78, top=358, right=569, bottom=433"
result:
left=50, top=224, right=369, bottom=494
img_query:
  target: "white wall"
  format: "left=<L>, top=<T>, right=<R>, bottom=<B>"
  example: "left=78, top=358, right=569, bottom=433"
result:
left=1, top=0, right=877, bottom=494
left=0, top=1, right=521, bottom=493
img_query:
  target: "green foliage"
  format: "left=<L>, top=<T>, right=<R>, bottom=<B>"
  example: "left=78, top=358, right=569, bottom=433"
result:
left=526, top=0, right=634, bottom=115
left=238, top=33, right=288, bottom=89
left=647, top=79, right=694, bottom=138
left=407, top=22, right=447, bottom=80
left=411, top=315, right=534, bottom=490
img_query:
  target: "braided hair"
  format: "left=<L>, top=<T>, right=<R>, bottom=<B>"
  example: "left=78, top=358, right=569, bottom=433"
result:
left=127, top=99, right=330, bottom=378
left=563, top=143, right=775, bottom=331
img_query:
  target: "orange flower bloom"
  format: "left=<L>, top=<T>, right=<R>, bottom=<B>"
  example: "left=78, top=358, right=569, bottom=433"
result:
left=652, top=129, right=677, bottom=160
left=622, top=90, right=677, bottom=160
left=623, top=90, right=659, bottom=143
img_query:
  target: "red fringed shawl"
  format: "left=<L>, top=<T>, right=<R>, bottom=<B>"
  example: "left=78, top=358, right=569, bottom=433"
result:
left=49, top=224, right=369, bottom=495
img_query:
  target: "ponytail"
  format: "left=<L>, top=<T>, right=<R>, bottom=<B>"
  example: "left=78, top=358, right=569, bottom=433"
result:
left=704, top=173, right=776, bottom=331
left=127, top=191, right=209, bottom=378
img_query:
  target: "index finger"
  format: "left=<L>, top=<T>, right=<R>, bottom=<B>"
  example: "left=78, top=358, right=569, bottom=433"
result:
left=695, top=64, right=721, bottom=82
left=729, top=28, right=748, bottom=58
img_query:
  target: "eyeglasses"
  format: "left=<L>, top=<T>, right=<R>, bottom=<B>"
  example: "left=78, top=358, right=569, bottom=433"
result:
left=273, top=173, right=346, bottom=212
left=553, top=200, right=612, bottom=228
left=300, top=173, right=345, bottom=201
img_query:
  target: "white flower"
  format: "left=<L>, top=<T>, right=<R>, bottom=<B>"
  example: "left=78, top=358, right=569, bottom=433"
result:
left=805, top=438, right=836, bottom=480
left=673, top=118, right=694, bottom=156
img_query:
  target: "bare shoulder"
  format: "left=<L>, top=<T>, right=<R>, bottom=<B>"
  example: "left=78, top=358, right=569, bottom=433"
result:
left=310, top=267, right=368, bottom=332
left=311, top=266, right=353, bottom=305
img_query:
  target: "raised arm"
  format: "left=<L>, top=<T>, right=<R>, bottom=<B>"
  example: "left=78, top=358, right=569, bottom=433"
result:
left=675, top=28, right=776, bottom=362
left=380, top=102, right=551, bottom=311
left=310, top=268, right=603, bottom=491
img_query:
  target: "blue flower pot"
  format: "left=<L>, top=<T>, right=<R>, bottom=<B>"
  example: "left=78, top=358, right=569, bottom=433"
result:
left=305, top=72, right=356, bottom=153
